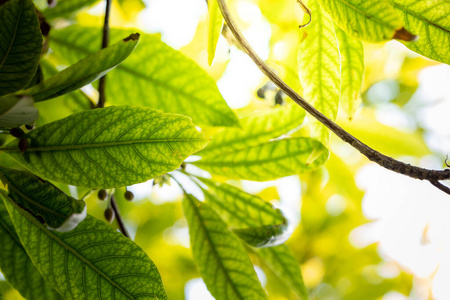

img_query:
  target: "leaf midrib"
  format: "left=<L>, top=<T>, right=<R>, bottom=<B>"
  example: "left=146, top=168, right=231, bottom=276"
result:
left=393, top=2, right=450, bottom=35
left=0, top=138, right=207, bottom=152
left=0, top=0, right=23, bottom=69
left=2, top=193, right=136, bottom=299
left=186, top=195, right=245, bottom=300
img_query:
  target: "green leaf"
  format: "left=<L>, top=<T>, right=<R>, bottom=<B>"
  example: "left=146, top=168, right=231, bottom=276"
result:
left=21, top=33, right=140, bottom=102
left=49, top=25, right=239, bottom=127
left=0, top=166, right=86, bottom=231
left=335, top=26, right=364, bottom=119
left=207, top=0, right=224, bottom=66
left=198, top=104, right=305, bottom=157
left=0, top=200, right=62, bottom=299
left=0, top=95, right=38, bottom=128
left=0, top=0, right=43, bottom=96
left=298, top=0, right=340, bottom=143
left=392, top=0, right=450, bottom=65
left=194, top=178, right=306, bottom=298
left=194, top=137, right=329, bottom=181
left=316, top=0, right=407, bottom=42
left=24, top=64, right=43, bottom=89
left=182, top=193, right=267, bottom=300
left=1, top=192, right=168, bottom=299
left=42, top=0, right=99, bottom=20
left=2, top=106, right=208, bottom=188
left=255, top=245, right=307, bottom=300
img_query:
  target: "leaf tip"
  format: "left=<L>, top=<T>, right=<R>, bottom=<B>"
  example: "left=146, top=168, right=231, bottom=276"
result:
left=124, top=33, right=140, bottom=42
left=393, top=28, right=418, bottom=42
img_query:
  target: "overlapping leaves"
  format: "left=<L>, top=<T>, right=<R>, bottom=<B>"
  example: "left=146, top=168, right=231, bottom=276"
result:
left=22, top=33, right=140, bottom=101
left=0, top=201, right=62, bottom=299
left=49, top=25, right=238, bottom=127
left=0, top=0, right=42, bottom=96
left=1, top=192, right=168, bottom=299
left=182, top=193, right=267, bottom=300
left=0, top=95, right=38, bottom=128
left=0, top=166, right=86, bottom=231
left=1, top=106, right=208, bottom=188
left=298, top=0, right=340, bottom=143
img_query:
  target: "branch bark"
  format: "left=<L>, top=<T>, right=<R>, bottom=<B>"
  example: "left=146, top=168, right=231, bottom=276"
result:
left=97, top=0, right=112, bottom=109
left=216, top=0, right=450, bottom=194
left=110, top=195, right=130, bottom=238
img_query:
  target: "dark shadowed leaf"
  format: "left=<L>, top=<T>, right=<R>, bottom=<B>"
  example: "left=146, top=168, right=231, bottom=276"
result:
left=42, top=0, right=99, bottom=20
left=0, top=200, right=62, bottom=299
left=1, top=192, right=168, bottom=299
left=0, top=166, right=86, bottom=231
left=0, top=0, right=42, bottom=96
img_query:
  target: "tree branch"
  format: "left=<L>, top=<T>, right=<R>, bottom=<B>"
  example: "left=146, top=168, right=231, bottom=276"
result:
left=97, top=0, right=112, bottom=109
left=110, top=195, right=131, bottom=238
left=216, top=0, right=450, bottom=191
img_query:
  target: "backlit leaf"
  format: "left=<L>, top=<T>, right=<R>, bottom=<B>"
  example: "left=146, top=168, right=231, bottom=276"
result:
left=194, top=137, right=329, bottom=181
left=0, top=0, right=42, bottom=96
left=0, top=95, right=38, bottom=128
left=1, top=192, right=168, bottom=299
left=0, top=166, right=86, bottom=231
left=2, top=106, right=208, bottom=188
left=50, top=26, right=239, bottom=127
left=22, top=34, right=140, bottom=102
left=199, top=104, right=305, bottom=157
left=392, top=0, right=450, bottom=65
left=316, top=0, right=407, bottom=42
left=194, top=178, right=306, bottom=298
left=207, top=0, right=224, bottom=65
left=0, top=200, right=62, bottom=299
left=298, top=0, right=340, bottom=143
left=182, top=193, right=267, bottom=300
left=335, top=26, right=364, bottom=119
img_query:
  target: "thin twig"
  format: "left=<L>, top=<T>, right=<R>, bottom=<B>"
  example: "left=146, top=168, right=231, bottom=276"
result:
left=430, top=181, right=450, bottom=195
left=97, top=0, right=112, bottom=108
left=110, top=195, right=131, bottom=238
left=216, top=0, right=450, bottom=191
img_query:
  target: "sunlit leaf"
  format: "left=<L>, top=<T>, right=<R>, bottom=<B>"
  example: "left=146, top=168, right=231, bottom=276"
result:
left=0, top=0, right=42, bottom=96
left=335, top=26, right=364, bottom=119
left=256, top=245, right=307, bottom=300
left=392, top=0, right=450, bottom=65
left=207, top=0, right=224, bottom=65
left=0, top=95, right=38, bottom=128
left=182, top=193, right=267, bottom=300
left=316, top=0, right=408, bottom=42
left=1, top=192, right=168, bottom=299
left=194, top=137, right=329, bottom=181
left=42, top=0, right=99, bottom=20
left=50, top=26, right=239, bottom=127
left=199, top=104, right=305, bottom=157
left=0, top=201, right=62, bottom=299
left=2, top=106, right=208, bottom=188
left=0, top=166, right=86, bottom=231
left=22, top=34, right=140, bottom=102
left=194, top=178, right=306, bottom=298
left=298, top=0, right=340, bottom=143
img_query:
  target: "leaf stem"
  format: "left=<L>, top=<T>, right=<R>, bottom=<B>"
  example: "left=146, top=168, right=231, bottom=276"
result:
left=97, top=0, right=112, bottom=109
left=110, top=195, right=130, bottom=238
left=216, top=0, right=450, bottom=194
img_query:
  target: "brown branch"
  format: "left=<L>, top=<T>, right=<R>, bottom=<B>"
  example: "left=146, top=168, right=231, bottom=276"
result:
left=97, top=0, right=112, bottom=109
left=430, top=181, right=450, bottom=195
left=216, top=0, right=450, bottom=189
left=110, top=195, right=131, bottom=238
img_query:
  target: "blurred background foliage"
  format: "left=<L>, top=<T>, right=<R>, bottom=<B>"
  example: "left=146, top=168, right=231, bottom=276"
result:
left=2, top=0, right=449, bottom=299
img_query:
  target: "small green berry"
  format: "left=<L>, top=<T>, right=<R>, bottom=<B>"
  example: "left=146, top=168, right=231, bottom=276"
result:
left=275, top=90, right=284, bottom=105
left=97, top=189, right=108, bottom=201
left=124, top=191, right=134, bottom=201
left=104, top=208, right=115, bottom=223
